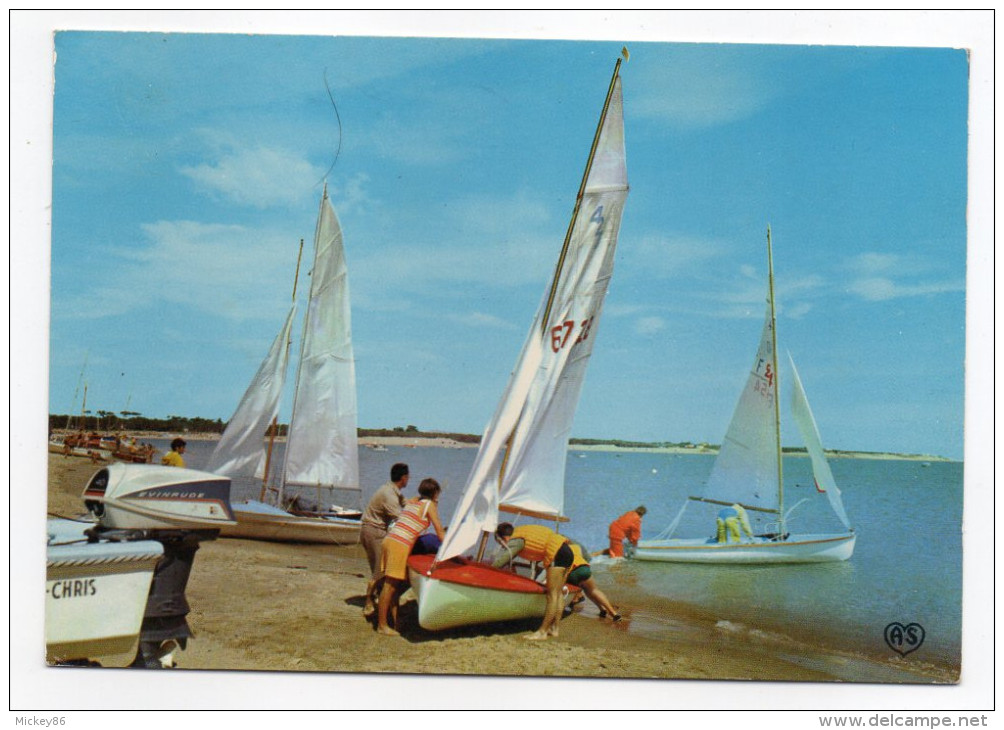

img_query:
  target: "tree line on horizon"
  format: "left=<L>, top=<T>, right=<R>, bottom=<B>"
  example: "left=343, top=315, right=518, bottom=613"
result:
left=49, top=412, right=932, bottom=458
left=48, top=413, right=713, bottom=450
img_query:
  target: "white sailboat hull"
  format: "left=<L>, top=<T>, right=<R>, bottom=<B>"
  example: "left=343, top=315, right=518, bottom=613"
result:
left=408, top=555, right=575, bottom=631
left=46, top=519, right=163, bottom=666
left=633, top=533, right=856, bottom=564
left=220, top=500, right=360, bottom=545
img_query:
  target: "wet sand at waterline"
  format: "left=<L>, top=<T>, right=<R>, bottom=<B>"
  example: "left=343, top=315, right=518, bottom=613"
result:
left=47, top=454, right=947, bottom=682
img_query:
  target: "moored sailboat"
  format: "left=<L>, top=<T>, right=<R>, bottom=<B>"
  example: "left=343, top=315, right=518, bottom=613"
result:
left=209, top=185, right=362, bottom=545
left=633, top=229, right=855, bottom=564
left=408, top=54, right=629, bottom=631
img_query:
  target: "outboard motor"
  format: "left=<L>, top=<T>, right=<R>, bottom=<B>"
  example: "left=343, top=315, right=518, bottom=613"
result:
left=81, top=462, right=236, bottom=668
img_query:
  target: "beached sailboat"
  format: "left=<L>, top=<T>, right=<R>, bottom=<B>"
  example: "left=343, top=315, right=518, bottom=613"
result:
left=633, top=229, right=855, bottom=564
left=209, top=185, right=362, bottom=545
left=407, top=55, right=629, bottom=631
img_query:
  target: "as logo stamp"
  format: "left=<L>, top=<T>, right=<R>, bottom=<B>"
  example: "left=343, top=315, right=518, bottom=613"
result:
left=884, top=622, right=925, bottom=656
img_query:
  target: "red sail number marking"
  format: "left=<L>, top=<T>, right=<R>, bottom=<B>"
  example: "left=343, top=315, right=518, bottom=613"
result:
left=550, top=316, right=594, bottom=353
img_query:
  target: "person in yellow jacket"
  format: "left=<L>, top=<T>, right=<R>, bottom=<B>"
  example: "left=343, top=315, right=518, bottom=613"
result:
left=716, top=503, right=754, bottom=543
left=494, top=522, right=574, bottom=640
left=161, top=438, right=187, bottom=468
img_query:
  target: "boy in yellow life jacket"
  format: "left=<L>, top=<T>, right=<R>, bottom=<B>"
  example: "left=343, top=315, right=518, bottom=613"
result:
left=494, top=522, right=573, bottom=640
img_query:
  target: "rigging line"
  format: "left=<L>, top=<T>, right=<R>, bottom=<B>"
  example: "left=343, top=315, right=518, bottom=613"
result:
left=319, top=69, right=343, bottom=185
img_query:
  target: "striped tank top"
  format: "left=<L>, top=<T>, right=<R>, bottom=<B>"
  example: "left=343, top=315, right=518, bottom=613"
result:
left=386, top=499, right=432, bottom=549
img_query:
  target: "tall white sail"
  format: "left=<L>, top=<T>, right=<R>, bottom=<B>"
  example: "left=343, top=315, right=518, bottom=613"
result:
left=206, top=305, right=296, bottom=479
left=281, top=186, right=359, bottom=496
left=788, top=354, right=852, bottom=531
left=437, top=74, right=628, bottom=562
left=703, top=302, right=781, bottom=517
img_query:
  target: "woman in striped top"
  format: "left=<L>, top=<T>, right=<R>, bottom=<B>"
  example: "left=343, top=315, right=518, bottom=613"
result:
left=377, top=478, right=445, bottom=636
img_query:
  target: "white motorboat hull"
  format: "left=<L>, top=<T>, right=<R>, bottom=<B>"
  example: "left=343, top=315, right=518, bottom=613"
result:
left=633, top=533, right=856, bottom=564
left=46, top=519, right=163, bottom=666
left=407, top=555, right=575, bottom=631
left=220, top=500, right=361, bottom=545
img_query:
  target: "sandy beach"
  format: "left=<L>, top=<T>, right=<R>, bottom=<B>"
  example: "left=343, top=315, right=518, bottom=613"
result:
left=46, top=453, right=952, bottom=684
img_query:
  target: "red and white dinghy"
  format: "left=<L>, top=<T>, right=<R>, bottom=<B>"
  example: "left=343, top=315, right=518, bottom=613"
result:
left=409, top=55, right=628, bottom=632
left=407, top=554, right=579, bottom=631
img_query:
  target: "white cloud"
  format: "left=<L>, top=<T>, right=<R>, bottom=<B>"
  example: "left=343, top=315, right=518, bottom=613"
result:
left=629, top=232, right=729, bottom=278
left=849, top=276, right=964, bottom=302
left=630, top=49, right=783, bottom=128
left=449, top=311, right=520, bottom=331
left=180, top=143, right=324, bottom=208
left=57, top=220, right=300, bottom=323
left=844, top=252, right=965, bottom=301
left=352, top=188, right=559, bottom=294
left=634, top=316, right=666, bottom=336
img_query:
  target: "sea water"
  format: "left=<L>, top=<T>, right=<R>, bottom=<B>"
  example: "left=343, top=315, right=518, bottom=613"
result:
left=162, top=438, right=962, bottom=677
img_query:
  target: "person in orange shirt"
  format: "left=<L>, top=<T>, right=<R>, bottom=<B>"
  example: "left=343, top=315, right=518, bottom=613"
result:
left=607, top=506, right=646, bottom=558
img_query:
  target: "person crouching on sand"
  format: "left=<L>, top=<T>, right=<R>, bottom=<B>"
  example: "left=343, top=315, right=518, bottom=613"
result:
left=376, top=478, right=445, bottom=637
left=493, top=522, right=574, bottom=641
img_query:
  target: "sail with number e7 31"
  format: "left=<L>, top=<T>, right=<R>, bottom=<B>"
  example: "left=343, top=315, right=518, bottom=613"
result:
left=436, top=73, right=628, bottom=563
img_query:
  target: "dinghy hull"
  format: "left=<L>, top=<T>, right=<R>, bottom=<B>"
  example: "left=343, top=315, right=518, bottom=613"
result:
left=220, top=500, right=361, bottom=545
left=633, top=533, right=855, bottom=564
left=407, top=554, right=576, bottom=631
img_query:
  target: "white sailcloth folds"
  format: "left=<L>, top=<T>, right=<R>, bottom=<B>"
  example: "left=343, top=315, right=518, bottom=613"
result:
left=788, top=354, right=852, bottom=531
left=280, top=186, right=359, bottom=497
left=702, top=302, right=781, bottom=519
left=436, top=75, right=628, bottom=563
left=205, top=305, right=296, bottom=479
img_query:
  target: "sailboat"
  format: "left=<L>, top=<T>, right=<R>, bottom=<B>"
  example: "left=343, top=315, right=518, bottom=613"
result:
left=633, top=228, right=855, bottom=563
left=407, top=55, right=629, bottom=631
left=209, top=185, right=362, bottom=545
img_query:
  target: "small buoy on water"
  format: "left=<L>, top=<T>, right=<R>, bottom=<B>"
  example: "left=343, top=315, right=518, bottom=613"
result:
left=651, top=468, right=658, bottom=474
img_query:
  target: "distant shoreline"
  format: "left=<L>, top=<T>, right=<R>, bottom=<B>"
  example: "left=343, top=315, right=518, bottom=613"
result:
left=51, top=429, right=954, bottom=462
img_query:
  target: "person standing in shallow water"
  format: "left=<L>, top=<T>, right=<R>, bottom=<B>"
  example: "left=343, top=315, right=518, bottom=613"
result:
left=161, top=438, right=187, bottom=467
left=607, top=505, right=646, bottom=558
left=361, top=462, right=409, bottom=618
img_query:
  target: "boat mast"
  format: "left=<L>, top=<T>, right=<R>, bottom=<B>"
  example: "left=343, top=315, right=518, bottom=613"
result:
left=266, top=235, right=305, bottom=502
left=539, top=52, right=625, bottom=334
left=280, top=185, right=327, bottom=504
left=766, top=225, right=785, bottom=536
left=65, top=352, right=89, bottom=431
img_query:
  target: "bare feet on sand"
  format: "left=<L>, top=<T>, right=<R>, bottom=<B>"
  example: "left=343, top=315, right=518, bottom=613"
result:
left=377, top=627, right=400, bottom=637
left=523, top=631, right=549, bottom=641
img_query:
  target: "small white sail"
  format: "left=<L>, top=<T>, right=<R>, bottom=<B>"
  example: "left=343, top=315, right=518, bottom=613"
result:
left=437, top=75, right=628, bottom=563
left=281, top=186, right=359, bottom=496
left=206, top=305, right=296, bottom=479
left=788, top=354, right=852, bottom=531
left=703, top=302, right=781, bottom=520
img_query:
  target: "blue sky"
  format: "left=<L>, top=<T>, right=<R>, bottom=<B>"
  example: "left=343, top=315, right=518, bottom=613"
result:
left=37, top=18, right=976, bottom=464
